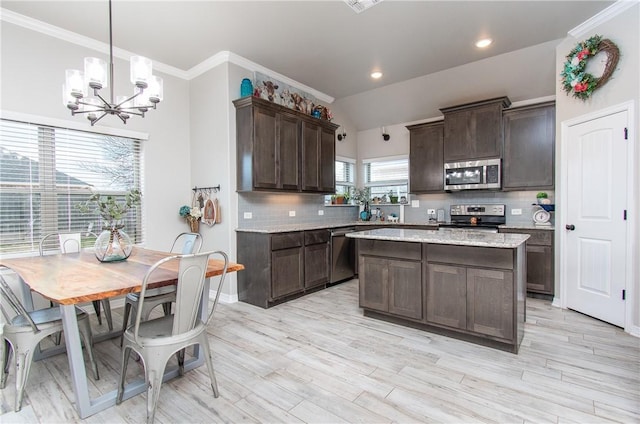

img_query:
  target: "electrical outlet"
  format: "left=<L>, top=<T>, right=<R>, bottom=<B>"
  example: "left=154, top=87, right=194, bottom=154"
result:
left=411, top=200, right=420, bottom=208
left=289, top=210, right=296, bottom=217
left=427, top=209, right=436, bottom=215
left=318, top=210, right=324, bottom=216
left=243, top=212, right=252, bottom=219
left=511, top=208, right=522, bottom=215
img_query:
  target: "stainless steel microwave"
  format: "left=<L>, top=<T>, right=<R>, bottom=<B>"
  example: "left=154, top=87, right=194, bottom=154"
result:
left=444, top=158, right=501, bottom=190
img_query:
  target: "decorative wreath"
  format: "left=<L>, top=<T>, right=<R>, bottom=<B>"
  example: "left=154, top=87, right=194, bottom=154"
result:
left=560, top=34, right=620, bottom=101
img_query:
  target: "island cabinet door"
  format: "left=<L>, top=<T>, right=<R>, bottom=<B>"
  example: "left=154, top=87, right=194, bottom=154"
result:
left=426, top=264, right=467, bottom=329
left=466, top=268, right=514, bottom=341
left=271, top=247, right=304, bottom=300
left=388, top=259, right=423, bottom=320
left=359, top=256, right=388, bottom=312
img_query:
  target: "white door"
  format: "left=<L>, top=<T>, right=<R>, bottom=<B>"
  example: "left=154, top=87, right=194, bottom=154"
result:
left=565, top=110, right=628, bottom=327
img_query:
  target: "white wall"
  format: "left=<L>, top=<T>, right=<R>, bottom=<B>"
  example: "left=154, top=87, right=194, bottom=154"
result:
left=0, top=22, right=192, bottom=251
left=555, top=3, right=640, bottom=331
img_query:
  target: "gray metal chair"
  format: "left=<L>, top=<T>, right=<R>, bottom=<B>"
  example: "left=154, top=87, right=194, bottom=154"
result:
left=39, top=232, right=114, bottom=331
left=120, top=232, right=202, bottom=343
left=116, top=250, right=229, bottom=424
left=0, top=275, right=100, bottom=412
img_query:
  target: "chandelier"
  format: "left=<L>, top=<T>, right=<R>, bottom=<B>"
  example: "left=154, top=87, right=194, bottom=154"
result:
left=63, top=0, right=163, bottom=125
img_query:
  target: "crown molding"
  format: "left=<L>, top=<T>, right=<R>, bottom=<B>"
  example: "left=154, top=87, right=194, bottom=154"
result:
left=568, top=0, right=638, bottom=38
left=1, top=8, right=334, bottom=104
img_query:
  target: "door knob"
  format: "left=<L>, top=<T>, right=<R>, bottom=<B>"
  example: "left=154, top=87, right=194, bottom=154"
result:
left=566, top=224, right=575, bottom=231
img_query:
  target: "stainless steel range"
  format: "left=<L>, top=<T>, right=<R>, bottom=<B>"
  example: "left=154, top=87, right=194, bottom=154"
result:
left=439, top=204, right=506, bottom=232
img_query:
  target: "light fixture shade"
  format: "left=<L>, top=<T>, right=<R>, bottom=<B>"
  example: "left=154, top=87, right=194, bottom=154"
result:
left=130, top=56, right=152, bottom=88
left=147, top=75, right=163, bottom=103
left=62, top=84, right=78, bottom=110
left=133, top=88, right=150, bottom=109
left=84, top=57, right=108, bottom=89
left=65, top=69, right=86, bottom=98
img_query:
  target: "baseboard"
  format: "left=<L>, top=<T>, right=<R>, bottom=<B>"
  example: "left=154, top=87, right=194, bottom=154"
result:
left=209, top=289, right=238, bottom=304
left=628, top=324, right=640, bottom=338
left=551, top=297, right=562, bottom=308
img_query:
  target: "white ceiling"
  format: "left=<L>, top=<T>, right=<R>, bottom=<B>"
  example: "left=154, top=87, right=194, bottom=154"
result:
left=1, top=0, right=617, bottom=129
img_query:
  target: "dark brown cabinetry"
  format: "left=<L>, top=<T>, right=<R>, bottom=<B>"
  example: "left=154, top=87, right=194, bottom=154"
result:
left=237, top=229, right=331, bottom=308
left=426, top=244, right=515, bottom=342
left=234, top=96, right=338, bottom=194
left=407, top=121, right=444, bottom=193
left=503, top=102, right=555, bottom=190
left=358, top=240, right=423, bottom=320
left=304, top=229, right=330, bottom=289
left=499, top=228, right=554, bottom=296
left=440, top=97, right=511, bottom=162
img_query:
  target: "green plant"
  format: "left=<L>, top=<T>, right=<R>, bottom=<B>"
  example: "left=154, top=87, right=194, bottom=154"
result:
left=536, top=192, right=548, bottom=199
left=77, top=189, right=141, bottom=226
left=352, top=187, right=371, bottom=205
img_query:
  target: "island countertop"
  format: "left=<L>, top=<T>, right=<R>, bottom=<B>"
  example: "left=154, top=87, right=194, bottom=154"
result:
left=346, top=228, right=529, bottom=248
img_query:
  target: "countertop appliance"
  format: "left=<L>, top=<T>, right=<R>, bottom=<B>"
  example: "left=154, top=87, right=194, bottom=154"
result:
left=330, top=226, right=356, bottom=284
left=438, top=204, right=506, bottom=232
left=444, top=158, right=501, bottom=191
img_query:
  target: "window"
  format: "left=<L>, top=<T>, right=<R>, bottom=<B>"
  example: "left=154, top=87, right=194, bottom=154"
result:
left=363, top=156, right=408, bottom=199
left=0, top=119, right=143, bottom=255
left=334, top=158, right=355, bottom=196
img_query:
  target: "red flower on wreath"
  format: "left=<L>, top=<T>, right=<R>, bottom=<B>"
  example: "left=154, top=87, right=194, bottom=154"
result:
left=574, top=82, right=589, bottom=92
left=576, top=48, right=590, bottom=61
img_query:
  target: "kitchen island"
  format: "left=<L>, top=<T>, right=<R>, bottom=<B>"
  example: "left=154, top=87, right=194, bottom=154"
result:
left=347, top=228, right=529, bottom=353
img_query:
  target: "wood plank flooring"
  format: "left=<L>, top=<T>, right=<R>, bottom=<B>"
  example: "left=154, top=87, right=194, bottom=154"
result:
left=2, top=279, right=639, bottom=423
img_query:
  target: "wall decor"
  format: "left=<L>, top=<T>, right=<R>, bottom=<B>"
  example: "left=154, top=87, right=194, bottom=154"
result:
left=560, top=34, right=620, bottom=101
left=252, top=72, right=332, bottom=120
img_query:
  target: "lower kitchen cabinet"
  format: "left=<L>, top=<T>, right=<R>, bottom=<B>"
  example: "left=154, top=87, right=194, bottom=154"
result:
left=426, top=263, right=466, bottom=329
left=499, top=228, right=554, bottom=296
left=237, top=229, right=330, bottom=308
left=359, top=239, right=423, bottom=320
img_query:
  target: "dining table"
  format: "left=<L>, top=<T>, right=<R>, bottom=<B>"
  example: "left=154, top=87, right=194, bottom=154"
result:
left=0, top=247, right=244, bottom=419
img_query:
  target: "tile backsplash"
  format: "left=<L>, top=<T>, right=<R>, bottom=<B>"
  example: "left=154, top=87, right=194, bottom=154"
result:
left=237, top=190, right=554, bottom=228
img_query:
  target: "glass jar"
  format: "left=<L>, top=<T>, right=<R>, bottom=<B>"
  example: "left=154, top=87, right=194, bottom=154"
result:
left=94, top=226, right=133, bottom=262
left=240, top=78, right=253, bottom=97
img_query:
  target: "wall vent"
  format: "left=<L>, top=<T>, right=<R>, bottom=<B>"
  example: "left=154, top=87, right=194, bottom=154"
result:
left=344, top=0, right=384, bottom=14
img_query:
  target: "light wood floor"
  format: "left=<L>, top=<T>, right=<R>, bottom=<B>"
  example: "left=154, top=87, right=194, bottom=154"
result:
left=2, top=279, right=639, bottom=423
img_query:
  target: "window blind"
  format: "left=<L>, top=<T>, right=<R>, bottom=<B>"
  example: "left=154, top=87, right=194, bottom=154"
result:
left=363, top=157, right=408, bottom=198
left=0, top=119, right=143, bottom=255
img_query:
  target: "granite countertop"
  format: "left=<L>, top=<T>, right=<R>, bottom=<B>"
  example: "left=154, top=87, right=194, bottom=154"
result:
left=346, top=228, right=529, bottom=248
left=235, top=221, right=439, bottom=234
left=499, top=224, right=555, bottom=231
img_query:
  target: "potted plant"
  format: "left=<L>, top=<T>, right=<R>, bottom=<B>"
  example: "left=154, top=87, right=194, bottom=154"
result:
left=179, top=205, right=202, bottom=232
left=389, top=190, right=398, bottom=204
left=536, top=192, right=550, bottom=204
left=77, top=189, right=141, bottom=262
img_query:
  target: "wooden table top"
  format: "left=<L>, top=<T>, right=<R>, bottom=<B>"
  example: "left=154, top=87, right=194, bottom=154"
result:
left=0, top=248, right=244, bottom=305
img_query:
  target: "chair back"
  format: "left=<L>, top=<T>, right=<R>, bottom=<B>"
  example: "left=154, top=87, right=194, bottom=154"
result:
left=0, top=275, right=39, bottom=332
left=132, top=250, right=228, bottom=343
left=170, top=232, right=203, bottom=254
left=39, top=232, right=96, bottom=256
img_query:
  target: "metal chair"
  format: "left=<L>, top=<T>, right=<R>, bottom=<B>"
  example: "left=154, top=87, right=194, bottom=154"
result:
left=39, top=232, right=114, bottom=331
left=0, top=275, right=100, bottom=412
left=116, top=250, right=229, bottom=424
left=120, top=232, right=202, bottom=344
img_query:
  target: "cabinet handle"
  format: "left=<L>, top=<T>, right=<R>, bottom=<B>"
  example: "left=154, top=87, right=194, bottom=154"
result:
left=565, top=224, right=575, bottom=231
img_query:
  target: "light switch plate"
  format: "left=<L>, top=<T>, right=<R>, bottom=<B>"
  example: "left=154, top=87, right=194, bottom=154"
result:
left=318, top=210, right=324, bottom=216
left=289, top=210, right=296, bottom=217
left=411, top=200, right=420, bottom=208
left=511, top=208, right=522, bottom=215
left=243, top=212, right=252, bottom=219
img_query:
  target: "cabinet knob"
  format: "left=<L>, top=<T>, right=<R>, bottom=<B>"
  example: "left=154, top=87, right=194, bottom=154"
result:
left=565, top=224, right=575, bottom=231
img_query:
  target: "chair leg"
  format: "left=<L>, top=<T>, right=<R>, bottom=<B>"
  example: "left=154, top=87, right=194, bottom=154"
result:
left=161, top=302, right=171, bottom=316
left=199, top=336, right=219, bottom=398
left=92, top=300, right=103, bottom=325
left=176, top=349, right=185, bottom=376
left=14, top=344, right=37, bottom=412
left=101, top=299, right=113, bottom=331
left=0, top=339, right=10, bottom=389
left=146, top=367, right=164, bottom=424
left=116, top=346, right=132, bottom=404
left=78, top=318, right=100, bottom=380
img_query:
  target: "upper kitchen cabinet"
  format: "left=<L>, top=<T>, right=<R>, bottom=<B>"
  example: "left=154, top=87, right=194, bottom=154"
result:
left=302, top=120, right=336, bottom=193
left=502, top=102, right=555, bottom=191
left=407, top=121, right=444, bottom=193
left=234, top=96, right=338, bottom=194
left=440, top=97, right=511, bottom=162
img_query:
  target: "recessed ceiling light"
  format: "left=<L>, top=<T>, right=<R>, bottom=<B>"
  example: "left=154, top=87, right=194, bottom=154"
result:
left=371, top=71, right=383, bottom=79
left=475, top=38, right=493, bottom=48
